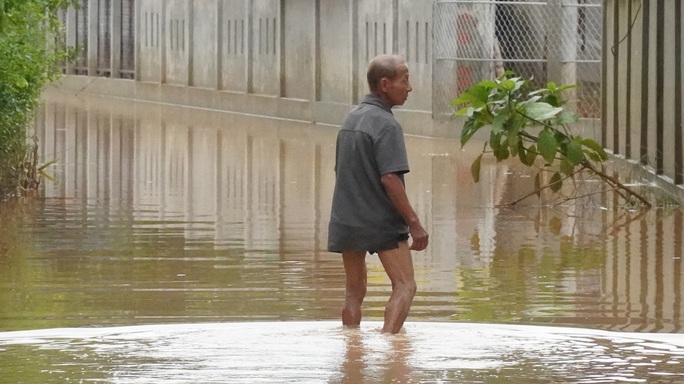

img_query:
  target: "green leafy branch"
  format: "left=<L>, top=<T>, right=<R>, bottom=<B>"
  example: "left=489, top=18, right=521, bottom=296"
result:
left=0, top=0, right=76, bottom=197
left=453, top=73, right=651, bottom=208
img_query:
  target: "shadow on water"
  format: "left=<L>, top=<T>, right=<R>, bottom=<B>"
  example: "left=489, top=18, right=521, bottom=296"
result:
left=1, top=92, right=684, bottom=381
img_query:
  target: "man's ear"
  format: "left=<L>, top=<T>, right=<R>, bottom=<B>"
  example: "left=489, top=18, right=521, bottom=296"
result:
left=378, top=77, right=390, bottom=93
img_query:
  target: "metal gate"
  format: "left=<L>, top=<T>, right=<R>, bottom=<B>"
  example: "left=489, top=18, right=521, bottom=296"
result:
left=433, top=0, right=602, bottom=119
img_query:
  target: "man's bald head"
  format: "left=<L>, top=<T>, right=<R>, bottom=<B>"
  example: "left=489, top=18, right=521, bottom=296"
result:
left=367, top=54, right=406, bottom=93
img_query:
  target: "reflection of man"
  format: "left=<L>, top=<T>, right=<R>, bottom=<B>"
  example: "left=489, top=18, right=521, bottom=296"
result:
left=338, top=330, right=414, bottom=383
left=328, top=54, right=429, bottom=334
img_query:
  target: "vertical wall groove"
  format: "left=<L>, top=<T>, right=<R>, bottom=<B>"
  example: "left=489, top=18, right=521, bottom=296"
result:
left=674, top=0, right=682, bottom=184
left=601, top=0, right=608, bottom=147
left=611, top=0, right=619, bottom=153
left=656, top=0, right=664, bottom=174
left=216, top=0, right=223, bottom=90
left=392, top=0, right=398, bottom=54
left=314, top=0, right=321, bottom=101
left=246, top=0, right=253, bottom=93
left=279, top=1, right=285, bottom=97
left=640, top=0, right=650, bottom=164
left=625, top=0, right=632, bottom=156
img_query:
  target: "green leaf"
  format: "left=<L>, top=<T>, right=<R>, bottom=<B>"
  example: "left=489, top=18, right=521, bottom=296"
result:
left=502, top=79, right=516, bottom=91
left=549, top=172, right=563, bottom=192
left=538, top=128, right=558, bottom=164
left=509, top=136, right=519, bottom=157
left=560, top=158, right=575, bottom=176
left=525, top=144, right=537, bottom=166
left=460, top=118, right=481, bottom=147
left=565, top=140, right=585, bottom=165
left=522, top=95, right=542, bottom=105
left=585, top=151, right=602, bottom=162
left=507, top=131, right=520, bottom=152
left=0, top=0, right=5, bottom=33
left=525, top=102, right=563, bottom=121
left=490, top=131, right=502, bottom=150
left=558, top=111, right=579, bottom=125
left=494, top=145, right=510, bottom=161
left=15, top=77, right=28, bottom=88
left=491, top=113, right=507, bottom=134
left=478, top=80, right=499, bottom=89
left=581, top=138, right=608, bottom=161
left=518, top=143, right=537, bottom=166
left=452, top=84, right=491, bottom=107
left=471, top=154, right=482, bottom=183
left=37, top=159, right=58, bottom=171
left=544, top=94, right=563, bottom=108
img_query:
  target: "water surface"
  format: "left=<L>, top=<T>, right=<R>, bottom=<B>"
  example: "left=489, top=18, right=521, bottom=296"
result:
left=1, top=92, right=684, bottom=381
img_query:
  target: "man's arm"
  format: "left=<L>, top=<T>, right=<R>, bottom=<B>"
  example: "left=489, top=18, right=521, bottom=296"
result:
left=380, top=172, right=429, bottom=251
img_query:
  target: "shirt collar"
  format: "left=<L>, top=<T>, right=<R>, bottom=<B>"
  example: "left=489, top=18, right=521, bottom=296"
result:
left=361, top=94, right=393, bottom=114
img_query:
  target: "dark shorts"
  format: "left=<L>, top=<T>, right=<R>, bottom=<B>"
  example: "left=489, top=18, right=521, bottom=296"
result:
left=368, top=233, right=409, bottom=255
left=327, top=221, right=410, bottom=254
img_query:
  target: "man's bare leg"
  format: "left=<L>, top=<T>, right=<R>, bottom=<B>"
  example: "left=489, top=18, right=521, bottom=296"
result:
left=378, top=241, right=416, bottom=334
left=342, top=251, right=367, bottom=327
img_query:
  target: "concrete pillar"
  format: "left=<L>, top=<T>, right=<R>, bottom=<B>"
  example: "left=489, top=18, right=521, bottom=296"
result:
left=216, top=0, right=223, bottom=90
left=66, top=6, right=77, bottom=74
left=111, top=0, right=122, bottom=78
left=350, top=0, right=359, bottom=104
left=161, top=0, right=167, bottom=83
left=134, top=0, right=141, bottom=80
left=247, top=0, right=254, bottom=93
left=87, top=0, right=99, bottom=75
left=188, top=0, right=194, bottom=86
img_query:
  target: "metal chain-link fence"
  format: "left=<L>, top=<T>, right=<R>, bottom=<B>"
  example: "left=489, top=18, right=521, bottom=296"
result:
left=433, top=0, right=602, bottom=119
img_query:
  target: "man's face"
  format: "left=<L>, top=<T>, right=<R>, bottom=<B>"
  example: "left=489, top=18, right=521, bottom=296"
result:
left=382, top=63, right=412, bottom=107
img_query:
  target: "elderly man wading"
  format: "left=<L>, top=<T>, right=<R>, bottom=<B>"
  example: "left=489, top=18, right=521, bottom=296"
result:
left=328, top=54, right=429, bottom=334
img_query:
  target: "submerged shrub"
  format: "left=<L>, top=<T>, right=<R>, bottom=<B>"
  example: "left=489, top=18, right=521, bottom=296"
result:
left=453, top=73, right=652, bottom=208
left=0, top=0, right=76, bottom=198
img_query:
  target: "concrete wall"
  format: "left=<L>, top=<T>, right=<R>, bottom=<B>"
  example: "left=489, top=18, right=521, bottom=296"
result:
left=58, top=0, right=446, bottom=135
left=604, top=0, right=684, bottom=193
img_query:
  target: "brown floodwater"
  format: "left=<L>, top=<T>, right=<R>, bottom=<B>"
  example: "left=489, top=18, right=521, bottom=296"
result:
left=1, top=92, right=684, bottom=382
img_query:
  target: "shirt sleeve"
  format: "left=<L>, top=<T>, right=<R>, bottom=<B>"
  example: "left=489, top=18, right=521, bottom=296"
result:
left=375, top=122, right=410, bottom=176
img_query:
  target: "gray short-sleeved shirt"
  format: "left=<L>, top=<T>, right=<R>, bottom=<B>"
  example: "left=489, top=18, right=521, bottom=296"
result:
left=327, top=94, right=410, bottom=253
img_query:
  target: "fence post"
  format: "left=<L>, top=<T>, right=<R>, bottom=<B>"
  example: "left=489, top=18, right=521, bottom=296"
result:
left=547, top=0, right=577, bottom=109
left=547, top=0, right=562, bottom=83
left=561, top=0, right=578, bottom=111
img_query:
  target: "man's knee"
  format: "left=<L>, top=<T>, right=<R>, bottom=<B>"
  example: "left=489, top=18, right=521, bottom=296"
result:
left=401, top=279, right=417, bottom=298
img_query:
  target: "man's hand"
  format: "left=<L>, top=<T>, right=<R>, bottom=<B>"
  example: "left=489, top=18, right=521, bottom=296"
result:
left=408, top=222, right=429, bottom=251
left=380, top=172, right=430, bottom=251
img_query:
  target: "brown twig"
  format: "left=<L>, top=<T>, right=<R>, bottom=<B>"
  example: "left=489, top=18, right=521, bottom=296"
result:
left=583, top=161, right=652, bottom=208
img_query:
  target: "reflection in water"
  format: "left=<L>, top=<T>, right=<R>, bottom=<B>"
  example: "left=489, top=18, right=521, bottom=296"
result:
left=9, top=92, right=684, bottom=333
left=336, top=328, right=413, bottom=384
left=1, top=322, right=684, bottom=383
left=1, top=92, right=684, bottom=380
